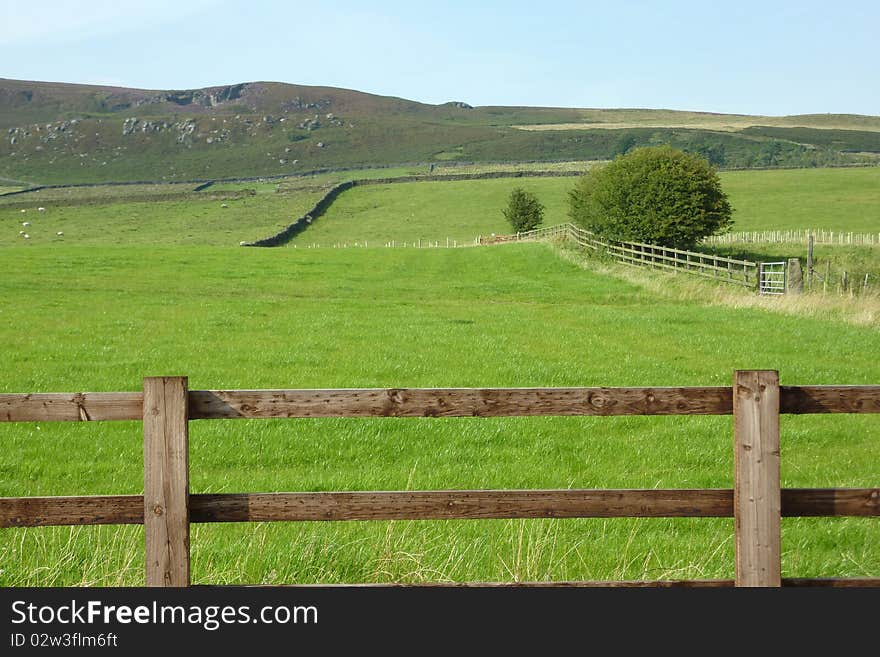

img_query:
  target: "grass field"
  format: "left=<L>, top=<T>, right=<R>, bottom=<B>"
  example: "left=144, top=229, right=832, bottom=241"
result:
left=0, top=189, right=325, bottom=246
left=721, top=167, right=880, bottom=233
left=2, top=166, right=877, bottom=248
left=512, top=110, right=880, bottom=132
left=290, top=167, right=880, bottom=246
left=290, top=177, right=577, bottom=246
left=1, top=244, right=878, bottom=585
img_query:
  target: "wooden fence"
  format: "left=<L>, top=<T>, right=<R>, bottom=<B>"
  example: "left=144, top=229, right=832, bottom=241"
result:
left=485, top=224, right=760, bottom=289
left=1, top=372, right=879, bottom=587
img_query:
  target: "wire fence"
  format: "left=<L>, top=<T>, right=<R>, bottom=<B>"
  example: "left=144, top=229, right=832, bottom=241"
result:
left=705, top=229, right=880, bottom=246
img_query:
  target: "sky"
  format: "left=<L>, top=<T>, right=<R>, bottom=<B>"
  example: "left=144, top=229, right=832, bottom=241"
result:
left=1, top=0, right=878, bottom=116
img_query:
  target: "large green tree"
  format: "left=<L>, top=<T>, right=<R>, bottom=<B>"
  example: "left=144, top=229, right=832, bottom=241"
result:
left=568, top=146, right=733, bottom=248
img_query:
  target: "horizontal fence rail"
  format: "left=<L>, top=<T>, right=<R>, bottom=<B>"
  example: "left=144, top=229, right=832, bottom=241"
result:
left=5, top=385, right=880, bottom=422
left=1, top=373, right=878, bottom=588
left=3, top=488, right=878, bottom=528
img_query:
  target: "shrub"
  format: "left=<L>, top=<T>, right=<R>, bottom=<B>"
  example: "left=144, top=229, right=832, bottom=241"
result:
left=568, top=146, right=733, bottom=248
left=503, top=187, right=544, bottom=232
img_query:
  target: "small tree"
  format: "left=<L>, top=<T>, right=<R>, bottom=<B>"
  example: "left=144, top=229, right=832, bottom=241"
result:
left=503, top=188, right=544, bottom=232
left=568, top=146, right=733, bottom=248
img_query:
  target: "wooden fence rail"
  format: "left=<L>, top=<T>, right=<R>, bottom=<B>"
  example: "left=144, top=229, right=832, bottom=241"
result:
left=1, top=372, right=879, bottom=587
left=485, top=223, right=760, bottom=289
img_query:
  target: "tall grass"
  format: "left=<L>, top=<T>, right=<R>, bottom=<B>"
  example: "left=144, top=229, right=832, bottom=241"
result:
left=1, top=244, right=877, bottom=585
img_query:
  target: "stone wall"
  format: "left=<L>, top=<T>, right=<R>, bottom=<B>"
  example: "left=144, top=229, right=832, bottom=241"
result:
left=241, top=170, right=582, bottom=247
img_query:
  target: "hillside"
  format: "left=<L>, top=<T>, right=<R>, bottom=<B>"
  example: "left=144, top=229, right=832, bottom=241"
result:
left=2, top=78, right=879, bottom=185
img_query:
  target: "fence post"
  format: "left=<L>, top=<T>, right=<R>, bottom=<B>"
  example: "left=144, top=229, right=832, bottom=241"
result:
left=143, top=376, right=190, bottom=587
left=733, top=370, right=781, bottom=587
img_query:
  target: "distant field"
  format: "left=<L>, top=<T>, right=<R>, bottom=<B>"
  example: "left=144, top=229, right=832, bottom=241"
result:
left=720, top=167, right=880, bottom=232
left=292, top=167, right=880, bottom=246
left=290, top=177, right=577, bottom=245
left=514, top=110, right=880, bottom=133
left=1, top=244, right=877, bottom=585
left=0, top=183, right=200, bottom=206
left=0, top=189, right=325, bottom=246
left=272, top=160, right=597, bottom=192
left=2, top=166, right=877, bottom=248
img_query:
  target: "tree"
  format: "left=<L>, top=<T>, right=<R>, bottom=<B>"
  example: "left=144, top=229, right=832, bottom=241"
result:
left=614, top=133, right=638, bottom=156
left=503, top=188, right=545, bottom=232
left=568, top=146, right=733, bottom=248
left=758, top=140, right=784, bottom=167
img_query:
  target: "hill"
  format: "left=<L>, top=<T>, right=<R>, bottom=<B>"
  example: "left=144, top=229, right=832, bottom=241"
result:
left=2, top=78, right=879, bottom=185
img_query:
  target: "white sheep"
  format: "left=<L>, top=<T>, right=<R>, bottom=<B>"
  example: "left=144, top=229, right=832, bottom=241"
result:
left=20, top=209, right=26, bottom=214
left=38, top=207, right=46, bottom=212
left=57, top=231, right=64, bottom=236
left=22, top=221, right=30, bottom=227
left=23, top=234, right=29, bottom=239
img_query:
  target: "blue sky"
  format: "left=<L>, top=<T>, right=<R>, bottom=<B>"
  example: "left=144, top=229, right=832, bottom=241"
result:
left=1, top=0, right=877, bottom=116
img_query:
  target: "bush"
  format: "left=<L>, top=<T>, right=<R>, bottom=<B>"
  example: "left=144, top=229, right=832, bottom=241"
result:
left=568, top=146, right=733, bottom=248
left=503, top=188, right=544, bottom=232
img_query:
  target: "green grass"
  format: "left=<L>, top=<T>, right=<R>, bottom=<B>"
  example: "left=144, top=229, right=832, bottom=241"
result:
left=290, top=177, right=577, bottom=245
left=2, top=166, right=878, bottom=249
left=0, top=244, right=877, bottom=585
left=720, top=167, right=880, bottom=232
left=0, top=189, right=325, bottom=246
left=291, top=168, right=880, bottom=246
left=0, top=183, right=201, bottom=206
left=274, top=161, right=596, bottom=192
left=706, top=242, right=880, bottom=298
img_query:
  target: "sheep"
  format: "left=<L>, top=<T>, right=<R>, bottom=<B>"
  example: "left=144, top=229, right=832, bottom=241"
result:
left=23, top=234, right=29, bottom=239
left=38, top=207, right=46, bottom=212
left=22, top=221, right=30, bottom=227
left=57, top=231, right=64, bottom=236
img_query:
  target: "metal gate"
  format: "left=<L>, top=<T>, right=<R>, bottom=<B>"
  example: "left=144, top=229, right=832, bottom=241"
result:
left=759, top=261, right=786, bottom=295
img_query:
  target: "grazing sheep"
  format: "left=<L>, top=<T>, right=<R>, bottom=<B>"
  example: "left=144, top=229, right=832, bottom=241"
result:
left=23, top=234, right=29, bottom=239
left=38, top=207, right=46, bottom=212
left=221, top=203, right=229, bottom=208
left=22, top=221, right=30, bottom=227
left=20, top=209, right=26, bottom=214
left=57, top=231, right=64, bottom=236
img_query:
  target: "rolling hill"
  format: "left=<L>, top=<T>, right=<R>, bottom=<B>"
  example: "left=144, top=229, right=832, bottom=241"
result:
left=2, top=78, right=879, bottom=185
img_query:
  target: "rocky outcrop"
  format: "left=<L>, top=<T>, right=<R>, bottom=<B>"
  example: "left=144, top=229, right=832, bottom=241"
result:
left=174, top=118, right=198, bottom=144
left=280, top=96, right=332, bottom=113
left=147, top=83, right=248, bottom=108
